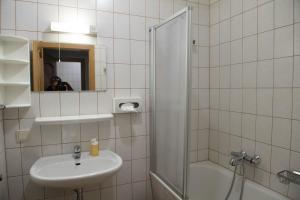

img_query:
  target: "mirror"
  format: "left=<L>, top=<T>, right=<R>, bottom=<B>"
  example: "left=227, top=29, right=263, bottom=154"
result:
left=32, top=41, right=98, bottom=91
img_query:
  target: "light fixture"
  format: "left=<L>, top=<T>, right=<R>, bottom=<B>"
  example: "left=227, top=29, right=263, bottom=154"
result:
left=50, top=22, right=91, bottom=35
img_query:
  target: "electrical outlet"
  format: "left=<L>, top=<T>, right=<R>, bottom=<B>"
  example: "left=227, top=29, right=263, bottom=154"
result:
left=15, top=129, right=30, bottom=142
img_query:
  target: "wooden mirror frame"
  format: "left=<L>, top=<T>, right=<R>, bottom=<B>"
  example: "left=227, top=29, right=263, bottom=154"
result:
left=32, top=41, right=95, bottom=91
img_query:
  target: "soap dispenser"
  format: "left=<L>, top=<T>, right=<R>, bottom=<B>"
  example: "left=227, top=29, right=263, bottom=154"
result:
left=90, top=138, right=99, bottom=156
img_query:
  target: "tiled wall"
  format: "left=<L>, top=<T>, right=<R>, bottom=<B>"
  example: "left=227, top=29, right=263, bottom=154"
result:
left=208, top=0, right=300, bottom=199
left=0, top=110, right=9, bottom=199
left=0, top=0, right=209, bottom=199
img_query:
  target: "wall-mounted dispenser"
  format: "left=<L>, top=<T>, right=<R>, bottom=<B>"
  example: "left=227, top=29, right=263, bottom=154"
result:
left=113, top=97, right=142, bottom=113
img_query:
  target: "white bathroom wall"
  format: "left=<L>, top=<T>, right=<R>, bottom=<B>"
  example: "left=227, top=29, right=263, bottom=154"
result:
left=0, top=110, right=9, bottom=199
left=0, top=0, right=209, bottom=199
left=209, top=0, right=300, bottom=199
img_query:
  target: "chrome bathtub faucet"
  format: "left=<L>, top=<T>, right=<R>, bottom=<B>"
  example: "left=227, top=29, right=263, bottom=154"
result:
left=230, top=151, right=261, bottom=166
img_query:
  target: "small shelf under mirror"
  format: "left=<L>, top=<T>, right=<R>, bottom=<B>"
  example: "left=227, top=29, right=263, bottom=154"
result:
left=34, top=114, right=114, bottom=125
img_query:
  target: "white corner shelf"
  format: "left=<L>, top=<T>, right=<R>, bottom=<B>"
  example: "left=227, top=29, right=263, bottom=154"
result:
left=0, top=58, right=29, bottom=65
left=0, top=82, right=30, bottom=86
left=5, top=104, right=31, bottom=108
left=0, top=35, right=28, bottom=43
left=0, top=34, right=31, bottom=108
left=34, top=114, right=114, bottom=125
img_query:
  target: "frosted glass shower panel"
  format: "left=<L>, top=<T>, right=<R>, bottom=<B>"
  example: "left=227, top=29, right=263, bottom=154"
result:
left=154, top=11, right=188, bottom=194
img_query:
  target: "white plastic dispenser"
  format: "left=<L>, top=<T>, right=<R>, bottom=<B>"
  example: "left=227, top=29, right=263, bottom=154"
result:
left=113, top=97, right=142, bottom=113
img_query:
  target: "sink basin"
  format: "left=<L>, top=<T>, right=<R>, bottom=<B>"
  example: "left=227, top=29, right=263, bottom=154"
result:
left=30, top=150, right=122, bottom=188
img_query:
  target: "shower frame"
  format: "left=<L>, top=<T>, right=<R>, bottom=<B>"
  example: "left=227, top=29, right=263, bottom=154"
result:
left=149, top=6, right=192, bottom=200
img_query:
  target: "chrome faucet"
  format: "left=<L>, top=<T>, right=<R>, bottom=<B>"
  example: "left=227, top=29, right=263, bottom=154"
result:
left=73, top=145, right=81, bottom=160
left=230, top=151, right=246, bottom=166
left=230, top=151, right=261, bottom=166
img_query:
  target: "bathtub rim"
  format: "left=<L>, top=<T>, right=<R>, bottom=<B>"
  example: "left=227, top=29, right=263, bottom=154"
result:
left=188, top=160, right=291, bottom=200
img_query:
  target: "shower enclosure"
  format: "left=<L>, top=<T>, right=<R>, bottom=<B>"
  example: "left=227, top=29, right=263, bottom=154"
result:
left=149, top=7, right=192, bottom=200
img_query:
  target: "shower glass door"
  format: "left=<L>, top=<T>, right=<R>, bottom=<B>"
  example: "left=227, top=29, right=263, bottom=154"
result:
left=150, top=7, right=191, bottom=198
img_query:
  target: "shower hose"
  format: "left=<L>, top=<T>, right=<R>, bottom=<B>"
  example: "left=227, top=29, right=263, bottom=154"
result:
left=225, top=162, right=245, bottom=200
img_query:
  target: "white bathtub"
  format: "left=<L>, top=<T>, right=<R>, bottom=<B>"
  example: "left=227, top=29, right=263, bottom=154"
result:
left=189, top=161, right=290, bottom=200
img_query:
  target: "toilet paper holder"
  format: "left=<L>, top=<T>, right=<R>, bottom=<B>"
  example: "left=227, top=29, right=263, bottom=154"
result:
left=113, top=97, right=143, bottom=113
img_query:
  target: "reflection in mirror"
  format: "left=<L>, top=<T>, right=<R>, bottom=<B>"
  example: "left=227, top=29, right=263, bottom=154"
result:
left=43, top=48, right=90, bottom=91
left=31, top=41, right=104, bottom=91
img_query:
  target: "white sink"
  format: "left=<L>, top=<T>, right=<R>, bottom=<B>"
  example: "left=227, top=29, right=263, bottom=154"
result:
left=30, top=150, right=122, bottom=188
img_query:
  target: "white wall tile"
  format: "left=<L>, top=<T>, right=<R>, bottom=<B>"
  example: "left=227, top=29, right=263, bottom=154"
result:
left=271, top=146, right=290, bottom=174
left=38, top=3, right=58, bottom=32
left=255, top=142, right=271, bottom=171
left=117, top=161, right=131, bottom=184
left=231, top=14, right=242, bottom=40
left=292, top=120, right=300, bottom=152
left=4, top=120, right=20, bottom=148
left=146, top=0, right=159, bottom=18
left=20, top=119, right=41, bottom=147
left=243, top=8, right=257, bottom=36
left=243, top=62, right=257, bottom=88
left=230, top=112, right=242, bottom=136
left=199, top=5, right=209, bottom=25
left=60, top=92, right=79, bottom=116
left=295, top=23, right=300, bottom=55
left=130, top=0, right=145, bottom=16
left=116, top=137, right=132, bottom=160
left=257, top=89, right=273, bottom=116
left=273, top=89, right=292, bottom=118
left=59, top=6, right=77, bottom=23
left=231, top=0, right=242, bottom=16
left=220, top=0, right=230, bottom=21
left=16, top=1, right=37, bottom=31
left=272, top=118, right=291, bottom=149
left=114, top=0, right=129, bottom=14
left=256, top=116, right=272, bottom=144
left=231, top=39, right=242, bottom=64
left=220, top=20, right=230, bottom=43
left=41, top=125, right=62, bottom=145
left=59, top=0, right=77, bottom=7
left=258, top=1, right=273, bottom=32
left=274, top=57, right=293, bottom=87
left=114, top=13, right=130, bottom=39
left=114, top=39, right=130, bottom=64
left=40, top=92, right=60, bottom=117
left=130, top=16, right=146, bottom=41
left=6, top=148, right=22, bottom=176
left=159, top=0, right=173, bottom=19
left=81, top=122, right=98, bottom=142
left=242, top=114, right=256, bottom=140
left=78, top=0, right=96, bottom=9
left=1, top=0, right=16, bottom=30
left=21, top=146, right=42, bottom=174
left=97, top=11, right=113, bottom=37
left=274, top=0, right=293, bottom=28
left=293, top=88, right=300, bottom=120
left=80, top=92, right=98, bottom=115
left=258, top=30, right=274, bottom=60
left=97, top=0, right=113, bottom=11
left=243, top=35, right=257, bottom=62
left=274, top=25, right=294, bottom=58
left=131, top=40, right=146, bottom=64
left=295, top=0, right=300, bottom=23
left=257, top=60, right=273, bottom=88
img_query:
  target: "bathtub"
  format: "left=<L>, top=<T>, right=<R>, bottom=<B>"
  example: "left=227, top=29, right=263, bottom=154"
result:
left=189, top=161, right=290, bottom=200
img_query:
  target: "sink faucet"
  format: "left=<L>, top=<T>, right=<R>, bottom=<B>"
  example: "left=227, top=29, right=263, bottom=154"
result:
left=73, top=145, right=81, bottom=160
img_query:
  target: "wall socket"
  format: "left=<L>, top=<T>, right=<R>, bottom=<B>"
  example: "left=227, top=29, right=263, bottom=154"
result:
left=15, top=129, right=31, bottom=142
